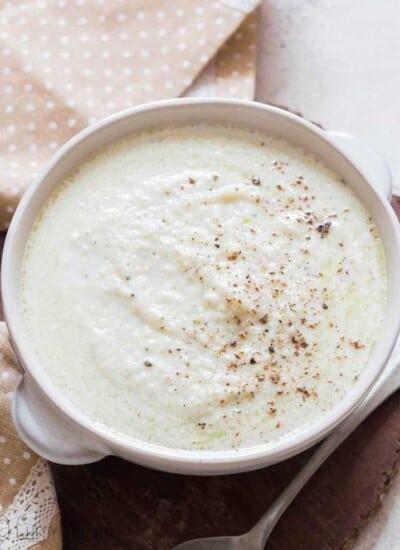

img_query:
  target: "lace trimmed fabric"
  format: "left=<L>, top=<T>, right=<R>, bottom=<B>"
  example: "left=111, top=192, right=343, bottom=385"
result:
left=0, top=321, right=61, bottom=549
left=0, top=460, right=58, bottom=550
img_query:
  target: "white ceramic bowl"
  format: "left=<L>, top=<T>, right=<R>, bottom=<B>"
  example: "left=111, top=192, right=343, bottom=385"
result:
left=3, top=99, right=400, bottom=475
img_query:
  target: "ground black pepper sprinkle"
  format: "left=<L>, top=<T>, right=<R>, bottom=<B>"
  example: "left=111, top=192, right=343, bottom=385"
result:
left=316, top=220, right=332, bottom=237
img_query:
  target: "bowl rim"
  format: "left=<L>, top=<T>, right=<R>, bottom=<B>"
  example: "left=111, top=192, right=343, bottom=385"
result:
left=3, top=97, right=400, bottom=471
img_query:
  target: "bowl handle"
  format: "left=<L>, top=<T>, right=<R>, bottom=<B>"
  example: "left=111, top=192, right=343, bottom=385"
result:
left=326, top=131, right=392, bottom=200
left=12, top=375, right=109, bottom=465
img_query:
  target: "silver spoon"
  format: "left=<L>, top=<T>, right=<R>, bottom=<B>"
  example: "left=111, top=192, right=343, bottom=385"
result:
left=173, top=339, right=400, bottom=550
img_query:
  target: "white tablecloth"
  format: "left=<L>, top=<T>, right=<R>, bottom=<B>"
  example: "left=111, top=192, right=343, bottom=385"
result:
left=257, top=0, right=400, bottom=196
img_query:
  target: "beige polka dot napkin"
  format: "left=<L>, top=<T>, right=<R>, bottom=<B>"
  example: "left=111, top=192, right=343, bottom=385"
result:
left=0, top=1, right=260, bottom=547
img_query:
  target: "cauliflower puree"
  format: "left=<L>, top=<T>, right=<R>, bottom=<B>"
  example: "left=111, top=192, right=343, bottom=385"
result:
left=21, top=124, right=387, bottom=450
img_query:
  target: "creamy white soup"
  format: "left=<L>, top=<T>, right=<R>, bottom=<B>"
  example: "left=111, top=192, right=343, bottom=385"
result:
left=21, top=124, right=387, bottom=451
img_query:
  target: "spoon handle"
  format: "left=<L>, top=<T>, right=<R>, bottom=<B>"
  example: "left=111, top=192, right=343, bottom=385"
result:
left=247, top=347, right=400, bottom=548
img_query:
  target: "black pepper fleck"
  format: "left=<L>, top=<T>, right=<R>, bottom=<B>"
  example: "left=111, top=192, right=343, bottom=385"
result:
left=316, top=220, right=332, bottom=237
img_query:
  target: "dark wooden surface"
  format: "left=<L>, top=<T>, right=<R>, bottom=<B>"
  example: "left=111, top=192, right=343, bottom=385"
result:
left=5, top=197, right=400, bottom=550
